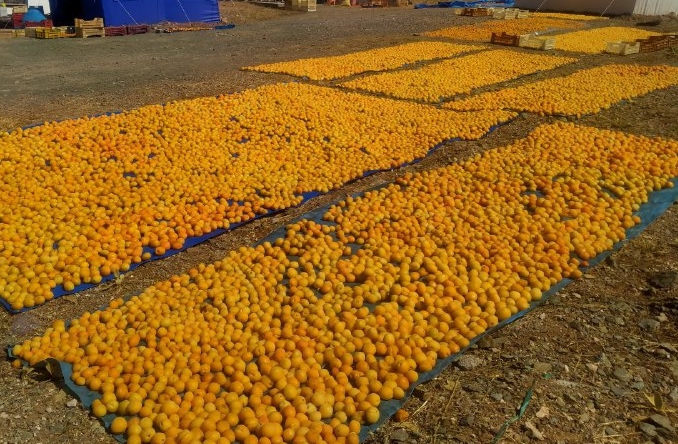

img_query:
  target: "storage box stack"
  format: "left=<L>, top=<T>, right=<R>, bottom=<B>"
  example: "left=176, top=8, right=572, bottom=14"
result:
left=75, top=17, right=105, bottom=38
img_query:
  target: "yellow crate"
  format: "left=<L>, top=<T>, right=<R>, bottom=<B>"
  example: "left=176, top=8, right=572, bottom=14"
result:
left=75, top=26, right=105, bottom=38
left=36, top=28, right=62, bottom=39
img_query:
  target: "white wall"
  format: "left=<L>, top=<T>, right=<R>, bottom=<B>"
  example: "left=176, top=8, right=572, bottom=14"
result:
left=633, top=0, right=678, bottom=14
left=28, top=0, right=51, bottom=15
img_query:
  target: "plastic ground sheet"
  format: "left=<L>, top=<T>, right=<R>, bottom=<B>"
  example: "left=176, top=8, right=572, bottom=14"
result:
left=339, top=49, right=577, bottom=103
left=0, top=82, right=515, bottom=312
left=444, top=64, right=678, bottom=117
left=423, top=17, right=586, bottom=42
left=10, top=122, right=678, bottom=444
left=241, top=41, right=481, bottom=81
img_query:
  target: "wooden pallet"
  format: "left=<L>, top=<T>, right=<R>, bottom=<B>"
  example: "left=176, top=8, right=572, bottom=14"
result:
left=491, top=32, right=519, bottom=47
left=605, top=41, right=640, bottom=55
left=76, top=27, right=105, bottom=38
left=519, top=33, right=555, bottom=50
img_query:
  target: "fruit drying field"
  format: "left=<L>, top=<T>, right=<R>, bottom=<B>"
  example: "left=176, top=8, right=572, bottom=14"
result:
left=1, top=5, right=678, bottom=444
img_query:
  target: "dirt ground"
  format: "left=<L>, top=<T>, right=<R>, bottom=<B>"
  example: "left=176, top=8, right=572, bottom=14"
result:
left=1, top=4, right=678, bottom=444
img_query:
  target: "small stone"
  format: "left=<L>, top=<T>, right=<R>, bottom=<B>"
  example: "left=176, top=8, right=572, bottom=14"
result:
left=648, top=271, right=678, bottom=289
left=533, top=362, right=553, bottom=374
left=639, top=422, right=658, bottom=438
left=390, top=429, right=410, bottom=442
left=490, top=392, right=503, bottom=402
left=658, top=313, right=669, bottom=323
left=456, top=355, right=483, bottom=371
left=477, top=336, right=495, bottom=349
left=629, top=380, right=645, bottom=390
left=535, top=406, right=549, bottom=419
left=459, top=415, right=474, bottom=427
left=0, top=412, right=8, bottom=419
left=670, top=387, right=678, bottom=402
left=610, top=385, right=630, bottom=397
left=649, top=414, right=674, bottom=432
left=555, top=397, right=566, bottom=408
left=614, top=317, right=626, bottom=326
left=579, top=412, right=590, bottom=424
left=66, top=399, right=78, bottom=408
left=614, top=368, right=633, bottom=383
left=463, top=382, right=484, bottom=393
left=599, top=353, right=612, bottom=368
left=604, top=426, right=616, bottom=436
left=45, top=407, right=53, bottom=413
left=524, top=421, right=544, bottom=440
left=586, top=363, right=599, bottom=373
left=639, top=318, right=661, bottom=331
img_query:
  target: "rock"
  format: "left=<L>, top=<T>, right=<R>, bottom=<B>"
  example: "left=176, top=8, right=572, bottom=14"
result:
left=615, top=317, right=626, bottom=326
left=586, top=363, right=599, bottom=373
left=669, top=361, right=678, bottom=379
left=490, top=392, right=503, bottom=402
left=533, top=362, right=553, bottom=374
left=535, top=406, right=550, bottom=419
left=555, top=397, right=566, bottom=408
left=657, top=313, right=669, bottom=323
left=631, top=381, right=646, bottom=391
left=390, top=428, right=410, bottom=442
left=614, top=368, right=633, bottom=383
left=649, top=414, right=674, bottom=432
left=661, top=343, right=677, bottom=354
left=648, top=271, right=678, bottom=289
left=524, top=421, right=544, bottom=440
left=463, top=382, right=484, bottom=393
left=639, top=422, right=658, bottom=438
left=477, top=336, right=495, bottom=349
left=604, top=426, right=616, bottom=436
left=456, top=355, right=483, bottom=371
left=458, top=415, right=474, bottom=427
left=670, top=387, right=678, bottom=402
left=639, top=318, right=660, bottom=331
left=598, top=353, right=612, bottom=368
left=66, top=398, right=78, bottom=408
left=579, top=412, right=590, bottom=424
left=610, top=385, right=630, bottom=397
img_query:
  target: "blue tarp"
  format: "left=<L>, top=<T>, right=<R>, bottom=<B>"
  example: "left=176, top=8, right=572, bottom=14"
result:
left=49, top=0, right=220, bottom=27
left=415, top=0, right=515, bottom=8
left=22, top=7, right=48, bottom=22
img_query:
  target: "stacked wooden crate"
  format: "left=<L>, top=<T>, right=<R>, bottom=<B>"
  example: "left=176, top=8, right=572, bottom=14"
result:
left=75, top=18, right=105, bottom=38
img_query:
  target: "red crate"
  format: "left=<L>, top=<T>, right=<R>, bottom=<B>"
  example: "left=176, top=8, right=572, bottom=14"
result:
left=105, top=25, right=128, bottom=36
left=491, top=32, right=519, bottom=46
left=126, top=24, right=150, bottom=35
left=25, top=19, right=53, bottom=28
left=12, top=12, right=24, bottom=28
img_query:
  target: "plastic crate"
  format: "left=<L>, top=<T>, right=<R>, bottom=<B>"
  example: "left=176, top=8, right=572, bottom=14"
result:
left=75, top=17, right=104, bottom=28
left=126, top=24, right=150, bottom=35
left=491, top=32, right=519, bottom=46
left=105, top=25, right=128, bottom=36
left=605, top=41, right=640, bottom=55
left=519, top=34, right=556, bottom=50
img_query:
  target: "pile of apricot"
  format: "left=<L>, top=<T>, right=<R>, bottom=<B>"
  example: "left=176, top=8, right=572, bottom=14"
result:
left=340, top=49, right=577, bottom=102
left=445, top=64, right=678, bottom=117
left=13, top=122, right=678, bottom=443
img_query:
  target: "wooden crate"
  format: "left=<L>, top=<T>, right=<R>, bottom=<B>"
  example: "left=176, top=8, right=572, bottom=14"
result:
left=75, top=18, right=104, bottom=28
left=516, top=9, right=529, bottom=18
left=24, top=27, right=39, bottom=38
left=605, top=41, right=640, bottom=55
left=637, top=35, right=670, bottom=53
left=13, top=4, right=28, bottom=13
left=461, top=7, right=491, bottom=17
left=491, top=32, right=519, bottom=47
left=76, top=27, right=105, bottom=38
left=519, top=33, right=555, bottom=50
left=0, top=29, right=15, bottom=38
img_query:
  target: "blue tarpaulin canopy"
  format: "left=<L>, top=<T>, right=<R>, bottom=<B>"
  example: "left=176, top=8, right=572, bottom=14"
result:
left=49, top=0, right=221, bottom=27
left=22, top=7, right=48, bottom=21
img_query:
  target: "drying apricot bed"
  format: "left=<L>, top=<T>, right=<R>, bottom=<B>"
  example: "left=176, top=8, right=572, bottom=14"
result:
left=532, top=12, right=609, bottom=21
left=242, top=41, right=479, bottom=81
left=0, top=82, right=516, bottom=311
left=554, top=26, right=662, bottom=53
left=424, top=17, right=585, bottom=42
left=13, top=122, right=678, bottom=444
left=444, top=64, right=678, bottom=117
left=340, top=49, right=577, bottom=103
